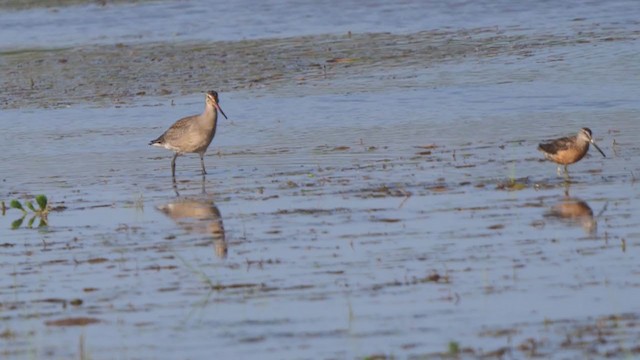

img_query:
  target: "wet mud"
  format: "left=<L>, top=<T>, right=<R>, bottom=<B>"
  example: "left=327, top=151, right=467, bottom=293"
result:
left=2, top=21, right=639, bottom=109
left=0, top=0, right=152, bottom=10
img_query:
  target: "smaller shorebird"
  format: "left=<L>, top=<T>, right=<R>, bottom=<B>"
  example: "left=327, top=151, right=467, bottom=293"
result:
left=150, top=91, right=228, bottom=178
left=538, top=127, right=606, bottom=176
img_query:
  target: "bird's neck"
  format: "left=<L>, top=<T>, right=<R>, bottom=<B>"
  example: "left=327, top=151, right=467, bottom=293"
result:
left=200, top=104, right=218, bottom=130
left=578, top=139, right=590, bottom=151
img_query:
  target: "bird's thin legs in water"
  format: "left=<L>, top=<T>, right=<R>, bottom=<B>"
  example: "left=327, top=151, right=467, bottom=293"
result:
left=563, top=180, right=571, bottom=197
left=561, top=165, right=571, bottom=181
left=556, top=165, right=570, bottom=178
left=171, top=153, right=178, bottom=179
left=172, top=178, right=180, bottom=197
left=199, top=153, right=207, bottom=175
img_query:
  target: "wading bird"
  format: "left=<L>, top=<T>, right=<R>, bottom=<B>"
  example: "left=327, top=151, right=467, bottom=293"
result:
left=150, top=91, right=228, bottom=178
left=538, top=127, right=606, bottom=176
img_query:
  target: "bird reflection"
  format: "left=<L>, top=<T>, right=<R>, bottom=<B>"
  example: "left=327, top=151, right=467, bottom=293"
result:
left=544, top=197, right=596, bottom=234
left=157, top=199, right=227, bottom=258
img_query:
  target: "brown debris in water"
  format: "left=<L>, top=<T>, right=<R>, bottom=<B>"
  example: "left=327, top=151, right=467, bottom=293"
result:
left=370, top=271, right=450, bottom=291
left=474, top=312, right=640, bottom=358
left=86, top=257, right=108, bottom=264
left=211, top=283, right=265, bottom=291
left=371, top=217, right=401, bottom=223
left=275, top=208, right=350, bottom=215
left=45, top=317, right=101, bottom=327
left=415, top=144, right=439, bottom=149
left=357, top=184, right=411, bottom=199
left=144, top=265, right=178, bottom=271
left=427, top=185, right=448, bottom=192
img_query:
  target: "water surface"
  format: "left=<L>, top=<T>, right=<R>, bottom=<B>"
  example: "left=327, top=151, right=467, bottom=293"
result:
left=1, top=0, right=639, bottom=359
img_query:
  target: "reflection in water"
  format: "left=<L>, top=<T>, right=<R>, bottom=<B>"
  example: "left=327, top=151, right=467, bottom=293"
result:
left=544, top=197, right=596, bottom=235
left=172, top=174, right=206, bottom=197
left=157, top=199, right=227, bottom=258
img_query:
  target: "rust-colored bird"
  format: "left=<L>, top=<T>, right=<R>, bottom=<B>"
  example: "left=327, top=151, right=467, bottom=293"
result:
left=150, top=91, right=228, bottom=178
left=538, top=127, right=606, bottom=176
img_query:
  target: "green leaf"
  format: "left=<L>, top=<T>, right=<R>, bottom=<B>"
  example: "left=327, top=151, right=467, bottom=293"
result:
left=25, top=201, right=36, bottom=212
left=11, top=217, right=24, bottom=229
left=27, top=216, right=36, bottom=228
left=448, top=341, right=460, bottom=355
left=35, top=195, right=48, bottom=211
left=38, top=218, right=48, bottom=227
left=10, top=200, right=25, bottom=212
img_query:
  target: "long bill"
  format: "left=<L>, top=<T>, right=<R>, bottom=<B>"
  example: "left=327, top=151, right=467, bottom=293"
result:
left=214, top=103, right=228, bottom=119
left=591, top=140, right=606, bottom=157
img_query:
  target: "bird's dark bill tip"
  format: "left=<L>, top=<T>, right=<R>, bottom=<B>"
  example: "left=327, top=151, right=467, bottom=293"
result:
left=593, top=143, right=606, bottom=158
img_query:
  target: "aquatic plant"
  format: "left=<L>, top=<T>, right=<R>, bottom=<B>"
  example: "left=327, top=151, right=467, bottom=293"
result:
left=448, top=341, right=460, bottom=355
left=7, top=195, right=49, bottom=229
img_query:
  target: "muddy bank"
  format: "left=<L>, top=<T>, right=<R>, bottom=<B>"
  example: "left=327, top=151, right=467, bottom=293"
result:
left=2, top=23, right=638, bottom=109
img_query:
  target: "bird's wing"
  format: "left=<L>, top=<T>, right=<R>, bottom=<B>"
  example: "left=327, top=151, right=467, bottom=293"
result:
left=152, top=115, right=198, bottom=144
left=538, top=136, right=573, bottom=155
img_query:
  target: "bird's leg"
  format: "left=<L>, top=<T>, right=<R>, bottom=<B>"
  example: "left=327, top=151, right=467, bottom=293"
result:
left=562, top=165, right=570, bottom=181
left=171, top=153, right=178, bottom=179
left=556, top=165, right=563, bottom=176
left=200, top=153, right=207, bottom=175
left=172, top=177, right=180, bottom=197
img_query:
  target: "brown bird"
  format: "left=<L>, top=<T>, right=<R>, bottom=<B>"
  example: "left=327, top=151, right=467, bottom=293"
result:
left=150, top=91, right=228, bottom=178
left=538, top=127, right=606, bottom=176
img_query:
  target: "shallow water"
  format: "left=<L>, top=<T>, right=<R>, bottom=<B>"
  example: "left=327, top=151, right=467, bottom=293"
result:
left=1, top=0, right=640, bottom=359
